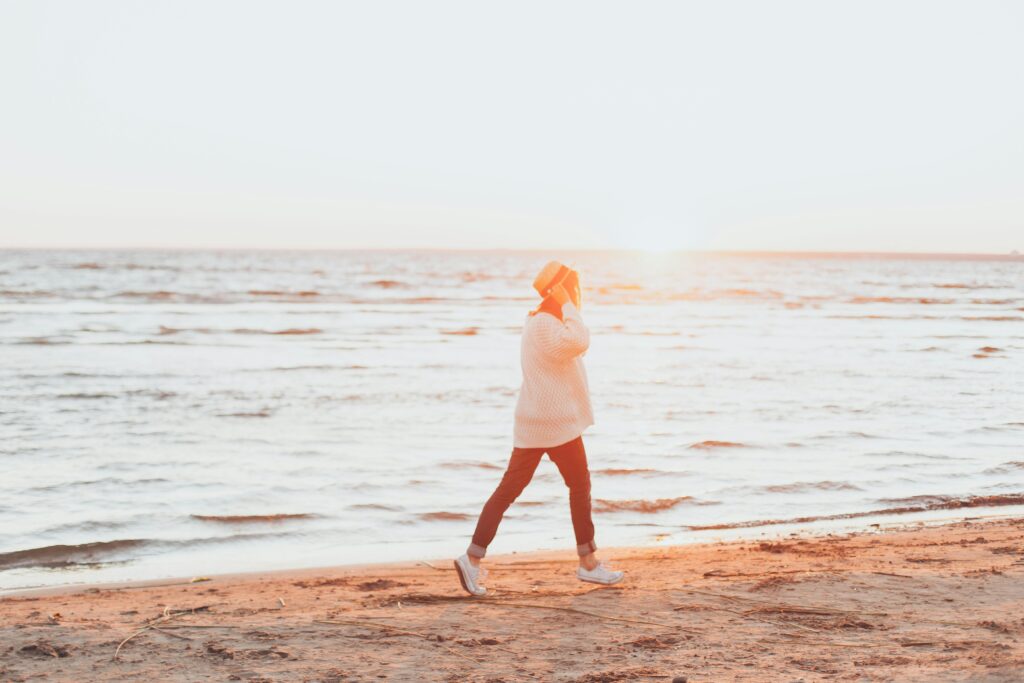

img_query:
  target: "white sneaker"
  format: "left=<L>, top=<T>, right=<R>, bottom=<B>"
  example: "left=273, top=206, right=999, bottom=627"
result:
left=453, top=553, right=488, bottom=596
left=577, top=560, right=624, bottom=585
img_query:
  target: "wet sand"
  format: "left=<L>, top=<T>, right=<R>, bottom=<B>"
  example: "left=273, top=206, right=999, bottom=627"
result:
left=2, top=517, right=1022, bottom=682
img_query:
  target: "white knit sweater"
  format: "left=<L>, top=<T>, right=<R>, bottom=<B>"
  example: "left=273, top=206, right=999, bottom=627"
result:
left=512, top=301, right=594, bottom=448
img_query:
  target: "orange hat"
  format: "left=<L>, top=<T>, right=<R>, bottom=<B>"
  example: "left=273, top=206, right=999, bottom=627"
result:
left=532, top=260, right=572, bottom=298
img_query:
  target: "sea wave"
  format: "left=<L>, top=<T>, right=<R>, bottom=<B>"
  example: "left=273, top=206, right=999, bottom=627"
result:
left=688, top=440, right=748, bottom=450
left=0, top=531, right=310, bottom=571
left=418, top=511, right=472, bottom=521
left=761, top=481, right=863, bottom=494
left=439, top=461, right=503, bottom=470
left=685, top=493, right=1024, bottom=531
left=594, top=496, right=718, bottom=513
left=239, top=364, right=368, bottom=372
left=983, top=461, right=1024, bottom=475
left=876, top=494, right=955, bottom=506
left=963, top=315, right=1022, bottom=322
left=850, top=296, right=954, bottom=305
left=28, top=477, right=170, bottom=493
left=191, top=513, right=316, bottom=523
left=217, top=409, right=273, bottom=418
left=159, top=326, right=323, bottom=335
left=247, top=289, right=319, bottom=297
left=0, top=540, right=146, bottom=571
left=0, top=289, right=58, bottom=298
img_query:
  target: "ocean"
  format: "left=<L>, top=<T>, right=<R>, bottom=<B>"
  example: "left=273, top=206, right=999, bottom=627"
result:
left=1, top=249, right=1022, bottom=592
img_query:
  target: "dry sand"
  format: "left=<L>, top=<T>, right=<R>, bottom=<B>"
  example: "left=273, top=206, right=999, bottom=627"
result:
left=2, top=517, right=1022, bottom=682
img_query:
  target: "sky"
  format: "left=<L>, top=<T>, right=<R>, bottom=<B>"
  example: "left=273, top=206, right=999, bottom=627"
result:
left=1, top=1, right=1022, bottom=253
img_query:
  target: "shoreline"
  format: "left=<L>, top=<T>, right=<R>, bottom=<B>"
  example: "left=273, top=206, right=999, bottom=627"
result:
left=2, top=516, right=1022, bottom=681
left=5, top=503, right=1024, bottom=598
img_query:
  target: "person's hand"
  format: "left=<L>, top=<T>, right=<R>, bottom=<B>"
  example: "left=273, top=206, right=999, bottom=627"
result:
left=549, top=282, right=571, bottom=306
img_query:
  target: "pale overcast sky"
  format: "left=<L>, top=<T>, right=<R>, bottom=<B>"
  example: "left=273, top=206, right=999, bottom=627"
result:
left=1, top=1, right=1022, bottom=252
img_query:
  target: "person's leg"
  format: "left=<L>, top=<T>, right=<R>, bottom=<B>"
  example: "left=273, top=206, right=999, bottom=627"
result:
left=546, top=436, right=600, bottom=569
left=466, top=447, right=544, bottom=564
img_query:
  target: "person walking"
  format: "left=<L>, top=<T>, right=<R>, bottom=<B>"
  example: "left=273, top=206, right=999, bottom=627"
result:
left=453, top=260, right=624, bottom=596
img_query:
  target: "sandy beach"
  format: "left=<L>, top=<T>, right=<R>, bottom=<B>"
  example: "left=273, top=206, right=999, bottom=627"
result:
left=2, top=517, right=1022, bottom=682
left=6, top=2, right=1024, bottom=681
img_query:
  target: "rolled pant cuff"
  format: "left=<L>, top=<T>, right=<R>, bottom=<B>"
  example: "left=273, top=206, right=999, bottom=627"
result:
left=576, top=540, right=597, bottom=557
left=467, top=542, right=487, bottom=559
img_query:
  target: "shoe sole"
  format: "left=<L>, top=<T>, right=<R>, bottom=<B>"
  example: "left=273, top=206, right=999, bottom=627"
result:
left=453, top=559, right=485, bottom=596
left=578, top=573, right=624, bottom=585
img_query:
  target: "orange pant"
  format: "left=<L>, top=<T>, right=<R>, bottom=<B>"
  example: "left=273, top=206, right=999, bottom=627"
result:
left=467, top=435, right=597, bottom=558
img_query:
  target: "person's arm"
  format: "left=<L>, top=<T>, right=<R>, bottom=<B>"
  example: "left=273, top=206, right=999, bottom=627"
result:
left=534, top=299, right=590, bottom=361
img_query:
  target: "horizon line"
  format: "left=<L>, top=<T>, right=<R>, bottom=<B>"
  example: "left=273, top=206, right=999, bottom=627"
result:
left=1, top=246, right=1022, bottom=260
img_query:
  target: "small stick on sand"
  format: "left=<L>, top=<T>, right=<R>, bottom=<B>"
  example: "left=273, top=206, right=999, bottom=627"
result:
left=149, top=626, right=193, bottom=641
left=703, top=568, right=817, bottom=579
left=114, top=626, right=154, bottom=660
left=114, top=605, right=213, bottom=661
